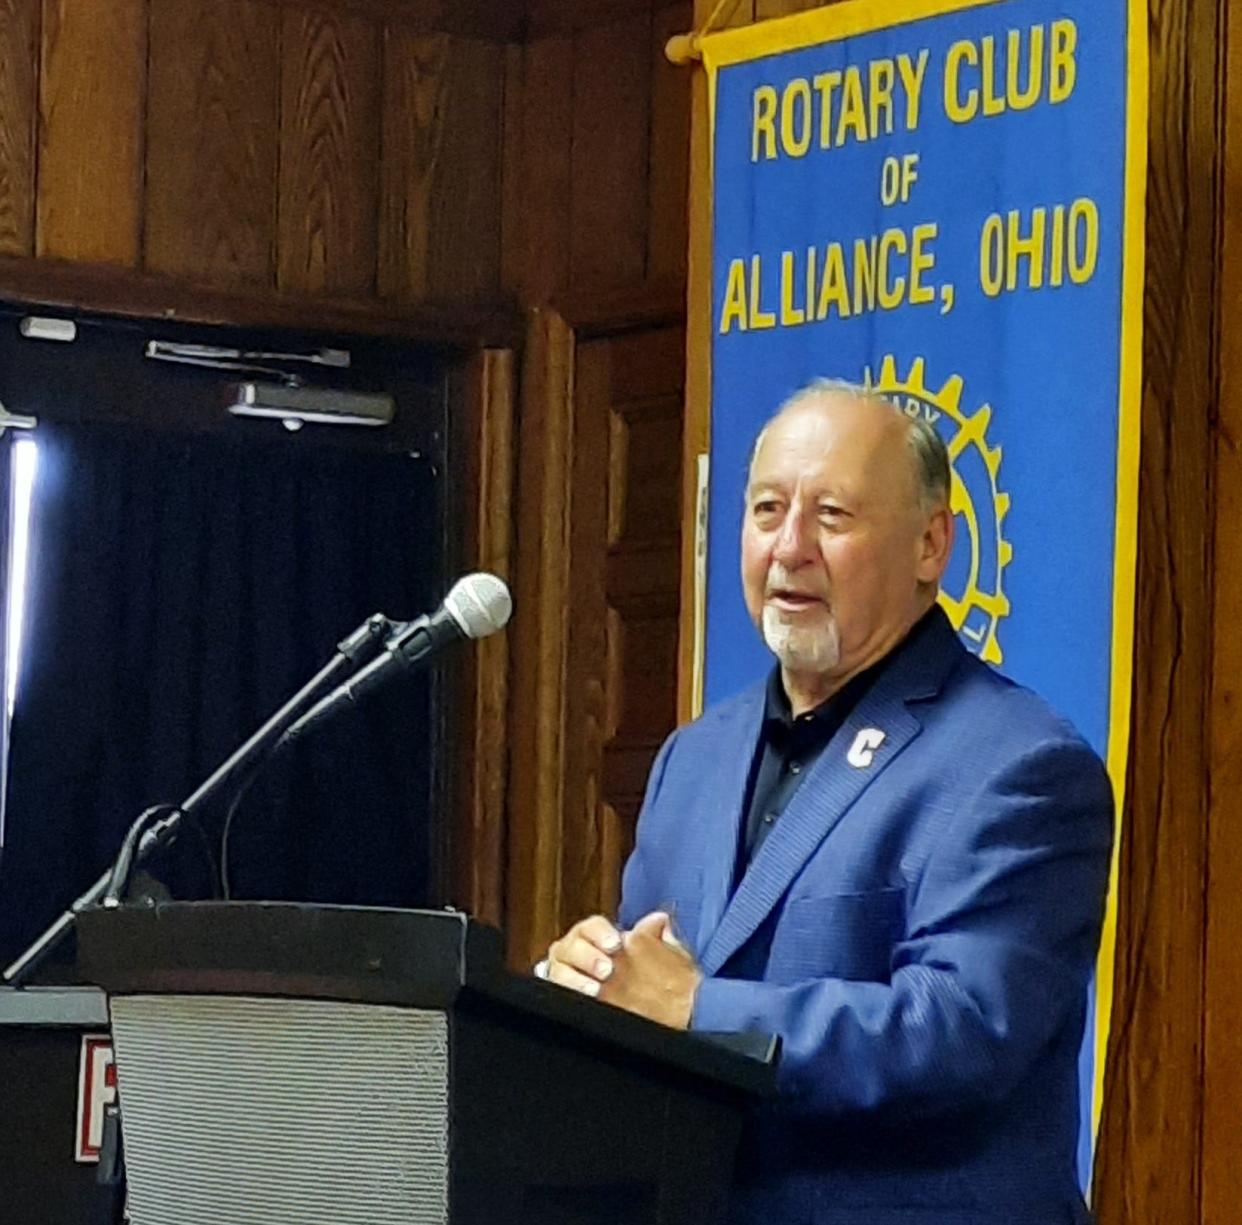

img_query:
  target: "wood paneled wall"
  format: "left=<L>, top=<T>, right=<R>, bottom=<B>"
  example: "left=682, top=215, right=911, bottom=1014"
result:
left=0, top=0, right=39, bottom=257
left=0, top=0, right=692, bottom=331
left=1203, top=17, right=1242, bottom=1216
left=502, top=2, right=692, bottom=302
left=1090, top=0, right=1221, bottom=1210
left=1084, top=0, right=1239, bottom=1221
left=0, top=0, right=518, bottom=334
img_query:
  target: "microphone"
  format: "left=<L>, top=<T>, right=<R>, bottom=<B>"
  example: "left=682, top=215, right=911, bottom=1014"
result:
left=281, top=572, right=512, bottom=742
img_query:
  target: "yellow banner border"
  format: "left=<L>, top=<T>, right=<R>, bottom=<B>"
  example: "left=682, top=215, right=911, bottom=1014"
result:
left=702, top=0, right=1000, bottom=72
left=696, top=0, right=1149, bottom=1149
left=1097, top=0, right=1147, bottom=1137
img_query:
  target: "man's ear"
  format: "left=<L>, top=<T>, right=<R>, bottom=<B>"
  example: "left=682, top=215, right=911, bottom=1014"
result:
left=916, top=505, right=954, bottom=584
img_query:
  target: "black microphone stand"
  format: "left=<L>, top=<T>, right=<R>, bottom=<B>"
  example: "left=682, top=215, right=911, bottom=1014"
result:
left=2, top=613, right=394, bottom=987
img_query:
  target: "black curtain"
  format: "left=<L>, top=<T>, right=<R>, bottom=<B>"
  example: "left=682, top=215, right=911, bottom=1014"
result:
left=0, top=420, right=441, bottom=970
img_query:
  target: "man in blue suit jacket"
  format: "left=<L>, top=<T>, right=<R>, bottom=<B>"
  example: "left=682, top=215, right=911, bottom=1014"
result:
left=544, top=380, right=1113, bottom=1225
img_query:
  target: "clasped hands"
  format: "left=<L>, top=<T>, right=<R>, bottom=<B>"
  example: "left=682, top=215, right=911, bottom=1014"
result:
left=542, top=911, right=702, bottom=1031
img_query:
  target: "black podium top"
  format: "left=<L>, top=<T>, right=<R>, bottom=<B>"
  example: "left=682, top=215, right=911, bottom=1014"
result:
left=76, top=901, right=777, bottom=1100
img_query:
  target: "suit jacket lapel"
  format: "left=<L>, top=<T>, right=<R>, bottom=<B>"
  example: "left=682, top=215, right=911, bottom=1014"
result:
left=698, top=611, right=963, bottom=977
left=692, top=683, right=766, bottom=957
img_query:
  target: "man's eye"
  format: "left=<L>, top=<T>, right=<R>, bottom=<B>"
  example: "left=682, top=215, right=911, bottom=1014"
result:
left=752, top=500, right=781, bottom=517
left=818, top=505, right=847, bottom=522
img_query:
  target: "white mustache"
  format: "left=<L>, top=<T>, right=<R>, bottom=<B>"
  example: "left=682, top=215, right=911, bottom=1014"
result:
left=764, top=564, right=828, bottom=602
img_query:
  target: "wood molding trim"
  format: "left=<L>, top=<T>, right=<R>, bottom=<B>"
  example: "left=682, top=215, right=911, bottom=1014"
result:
left=451, top=348, right=517, bottom=927
left=0, top=254, right=521, bottom=348
left=506, top=306, right=576, bottom=968
left=550, top=276, right=685, bottom=334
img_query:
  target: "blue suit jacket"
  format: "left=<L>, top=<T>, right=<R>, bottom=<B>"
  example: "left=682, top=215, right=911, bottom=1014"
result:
left=618, top=610, right=1113, bottom=1225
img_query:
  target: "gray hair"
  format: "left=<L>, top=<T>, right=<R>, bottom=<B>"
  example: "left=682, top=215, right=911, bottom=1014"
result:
left=748, top=377, right=950, bottom=513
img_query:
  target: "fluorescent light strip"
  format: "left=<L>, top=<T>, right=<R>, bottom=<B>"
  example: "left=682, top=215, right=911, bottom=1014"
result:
left=7, top=438, right=38, bottom=719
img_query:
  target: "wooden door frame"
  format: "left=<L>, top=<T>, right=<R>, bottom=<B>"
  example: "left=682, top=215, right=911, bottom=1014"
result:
left=504, top=280, right=685, bottom=968
left=448, top=346, right=519, bottom=927
left=0, top=254, right=520, bottom=350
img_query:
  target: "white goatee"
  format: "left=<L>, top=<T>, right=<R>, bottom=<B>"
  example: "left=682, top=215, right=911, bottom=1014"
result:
left=761, top=602, right=840, bottom=673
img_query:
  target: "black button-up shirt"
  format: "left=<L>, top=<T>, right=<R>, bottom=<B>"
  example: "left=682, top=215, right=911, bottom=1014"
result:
left=735, top=607, right=940, bottom=882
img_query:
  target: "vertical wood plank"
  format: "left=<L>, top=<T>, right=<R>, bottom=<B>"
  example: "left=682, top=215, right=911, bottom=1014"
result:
left=145, top=0, right=279, bottom=285
left=560, top=338, right=611, bottom=926
left=506, top=308, right=575, bottom=968
left=37, top=0, right=145, bottom=265
left=570, top=15, right=652, bottom=289
left=647, top=2, right=692, bottom=283
left=451, top=348, right=516, bottom=930
left=1202, top=4, right=1242, bottom=1219
left=378, top=30, right=446, bottom=302
left=433, top=38, right=502, bottom=301
left=277, top=8, right=380, bottom=297
left=510, top=34, right=574, bottom=301
left=0, top=0, right=38, bottom=257
left=1093, top=0, right=1220, bottom=1221
left=379, top=30, right=502, bottom=304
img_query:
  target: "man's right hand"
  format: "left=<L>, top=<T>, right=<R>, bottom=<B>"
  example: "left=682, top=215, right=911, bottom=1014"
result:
left=542, top=915, right=624, bottom=997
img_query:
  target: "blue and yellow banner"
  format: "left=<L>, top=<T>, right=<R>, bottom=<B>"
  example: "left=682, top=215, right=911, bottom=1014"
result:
left=698, top=0, right=1145, bottom=1186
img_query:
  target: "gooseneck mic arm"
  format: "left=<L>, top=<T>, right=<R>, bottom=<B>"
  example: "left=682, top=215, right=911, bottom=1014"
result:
left=216, top=572, right=514, bottom=896
left=1, top=612, right=394, bottom=987
left=281, top=571, right=514, bottom=748
left=280, top=612, right=450, bottom=745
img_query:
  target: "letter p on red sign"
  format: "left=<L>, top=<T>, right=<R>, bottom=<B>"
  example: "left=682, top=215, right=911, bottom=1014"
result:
left=75, top=1034, right=115, bottom=1163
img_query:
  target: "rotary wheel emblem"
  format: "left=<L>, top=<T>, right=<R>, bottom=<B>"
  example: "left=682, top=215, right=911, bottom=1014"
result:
left=864, top=356, right=1013, bottom=664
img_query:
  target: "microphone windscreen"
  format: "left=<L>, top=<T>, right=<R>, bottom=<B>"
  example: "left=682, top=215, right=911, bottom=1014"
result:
left=444, top=572, right=512, bottom=640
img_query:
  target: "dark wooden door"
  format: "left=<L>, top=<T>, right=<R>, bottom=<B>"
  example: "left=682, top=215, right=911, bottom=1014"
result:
left=507, top=303, right=685, bottom=967
left=562, top=325, right=685, bottom=922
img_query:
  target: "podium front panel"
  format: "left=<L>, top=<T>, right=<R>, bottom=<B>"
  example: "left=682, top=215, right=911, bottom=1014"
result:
left=110, top=994, right=449, bottom=1225
left=0, top=987, right=120, bottom=1225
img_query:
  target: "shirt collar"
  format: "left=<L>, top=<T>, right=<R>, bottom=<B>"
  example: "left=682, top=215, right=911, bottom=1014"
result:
left=763, top=603, right=943, bottom=731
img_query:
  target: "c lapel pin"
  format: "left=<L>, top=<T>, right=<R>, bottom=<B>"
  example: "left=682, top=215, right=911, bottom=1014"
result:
left=846, top=727, right=886, bottom=769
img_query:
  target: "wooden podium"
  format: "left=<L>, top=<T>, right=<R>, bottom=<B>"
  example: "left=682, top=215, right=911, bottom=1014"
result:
left=75, top=902, right=776, bottom=1225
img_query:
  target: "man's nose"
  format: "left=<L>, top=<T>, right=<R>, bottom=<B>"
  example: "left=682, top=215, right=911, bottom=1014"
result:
left=772, top=506, right=815, bottom=564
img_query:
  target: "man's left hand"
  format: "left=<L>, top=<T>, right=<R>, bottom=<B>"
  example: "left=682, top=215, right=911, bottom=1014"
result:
left=598, top=911, right=702, bottom=1030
